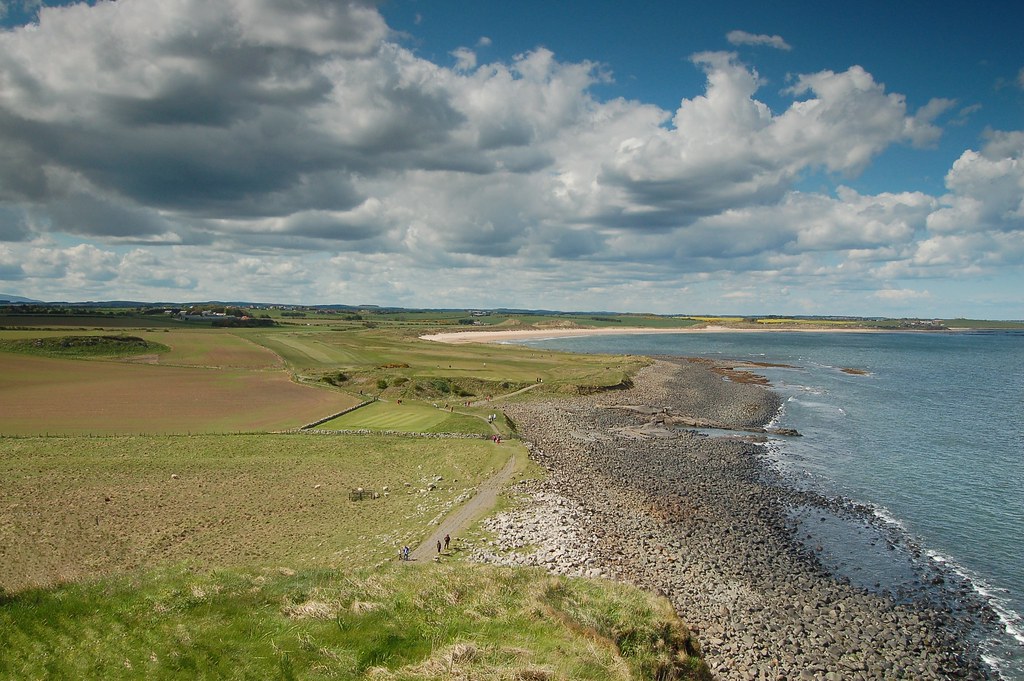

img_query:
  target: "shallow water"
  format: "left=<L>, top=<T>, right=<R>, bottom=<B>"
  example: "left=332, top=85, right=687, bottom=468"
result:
left=520, top=330, right=1024, bottom=679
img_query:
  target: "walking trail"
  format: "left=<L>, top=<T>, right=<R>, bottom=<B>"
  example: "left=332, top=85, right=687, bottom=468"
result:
left=410, top=448, right=519, bottom=561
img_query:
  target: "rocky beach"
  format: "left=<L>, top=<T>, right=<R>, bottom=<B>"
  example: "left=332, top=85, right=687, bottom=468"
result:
left=469, top=357, right=996, bottom=680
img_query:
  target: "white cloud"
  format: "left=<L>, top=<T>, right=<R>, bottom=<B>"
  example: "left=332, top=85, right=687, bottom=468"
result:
left=726, top=30, right=792, bottom=51
left=927, top=130, right=1024, bottom=234
left=451, top=47, right=477, bottom=71
left=0, top=0, right=1020, bottom=315
left=873, top=288, right=931, bottom=302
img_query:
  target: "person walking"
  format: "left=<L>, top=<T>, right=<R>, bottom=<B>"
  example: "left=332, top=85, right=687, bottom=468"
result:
left=444, top=533, right=451, bottom=550
left=436, top=540, right=442, bottom=554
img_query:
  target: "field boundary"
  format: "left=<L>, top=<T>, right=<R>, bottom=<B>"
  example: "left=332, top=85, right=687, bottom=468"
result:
left=299, top=399, right=377, bottom=430
left=303, top=428, right=498, bottom=440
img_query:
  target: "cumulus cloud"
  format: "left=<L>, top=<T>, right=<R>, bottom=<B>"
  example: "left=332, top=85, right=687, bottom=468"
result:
left=0, top=0, right=1020, bottom=315
left=451, top=47, right=477, bottom=71
left=927, top=130, right=1024, bottom=234
left=726, top=30, right=792, bottom=51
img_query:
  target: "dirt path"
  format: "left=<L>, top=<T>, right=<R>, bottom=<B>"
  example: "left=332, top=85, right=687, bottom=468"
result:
left=469, top=382, right=541, bottom=407
left=409, top=448, right=519, bottom=561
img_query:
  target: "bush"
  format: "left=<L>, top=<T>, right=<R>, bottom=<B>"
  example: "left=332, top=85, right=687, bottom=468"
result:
left=376, top=378, right=388, bottom=390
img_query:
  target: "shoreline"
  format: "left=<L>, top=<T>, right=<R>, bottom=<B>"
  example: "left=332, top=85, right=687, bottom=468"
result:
left=468, top=358, right=996, bottom=679
left=421, top=325, right=893, bottom=344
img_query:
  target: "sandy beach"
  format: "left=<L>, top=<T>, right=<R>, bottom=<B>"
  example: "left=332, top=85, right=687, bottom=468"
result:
left=465, top=358, right=994, bottom=679
left=421, top=325, right=886, bottom=344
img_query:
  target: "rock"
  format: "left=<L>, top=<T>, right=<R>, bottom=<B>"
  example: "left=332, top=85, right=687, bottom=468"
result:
left=467, top=358, right=991, bottom=681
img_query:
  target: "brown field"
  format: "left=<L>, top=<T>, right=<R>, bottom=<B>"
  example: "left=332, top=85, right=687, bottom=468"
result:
left=136, top=330, right=283, bottom=368
left=0, top=434, right=511, bottom=591
left=0, top=354, right=361, bottom=435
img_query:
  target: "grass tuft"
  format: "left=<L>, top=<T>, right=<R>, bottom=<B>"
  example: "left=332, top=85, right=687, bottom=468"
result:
left=0, top=563, right=710, bottom=680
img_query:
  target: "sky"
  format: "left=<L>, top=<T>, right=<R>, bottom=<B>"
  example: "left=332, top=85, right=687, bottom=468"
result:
left=0, top=0, right=1022, bottom=317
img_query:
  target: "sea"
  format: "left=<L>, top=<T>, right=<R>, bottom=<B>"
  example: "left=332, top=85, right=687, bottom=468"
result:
left=514, top=329, right=1024, bottom=679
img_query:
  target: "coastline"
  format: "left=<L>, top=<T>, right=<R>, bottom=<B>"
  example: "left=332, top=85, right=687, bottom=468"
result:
left=420, top=325, right=889, bottom=344
left=467, top=358, right=995, bottom=679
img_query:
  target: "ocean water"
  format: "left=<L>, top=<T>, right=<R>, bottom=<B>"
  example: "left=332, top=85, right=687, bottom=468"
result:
left=516, top=330, right=1024, bottom=679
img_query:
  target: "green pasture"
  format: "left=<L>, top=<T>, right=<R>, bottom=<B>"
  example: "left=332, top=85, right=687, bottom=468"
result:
left=240, top=326, right=648, bottom=394
left=0, top=434, right=513, bottom=592
left=318, top=401, right=494, bottom=435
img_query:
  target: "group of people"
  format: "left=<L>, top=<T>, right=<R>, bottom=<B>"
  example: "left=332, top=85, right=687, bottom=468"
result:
left=399, top=533, right=452, bottom=561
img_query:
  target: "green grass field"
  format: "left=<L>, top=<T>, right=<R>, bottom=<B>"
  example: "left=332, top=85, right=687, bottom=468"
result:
left=0, top=312, right=716, bottom=680
left=240, top=326, right=647, bottom=397
left=318, top=402, right=494, bottom=435
left=0, top=434, right=512, bottom=591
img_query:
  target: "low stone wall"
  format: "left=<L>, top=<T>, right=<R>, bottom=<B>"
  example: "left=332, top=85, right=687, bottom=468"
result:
left=299, top=398, right=376, bottom=430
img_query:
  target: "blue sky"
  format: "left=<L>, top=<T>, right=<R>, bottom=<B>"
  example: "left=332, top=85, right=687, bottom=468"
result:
left=1, top=0, right=1022, bottom=317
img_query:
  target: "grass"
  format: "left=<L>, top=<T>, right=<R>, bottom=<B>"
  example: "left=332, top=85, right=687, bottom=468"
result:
left=942, top=318, right=1024, bottom=329
left=240, top=326, right=647, bottom=396
left=135, top=329, right=284, bottom=368
left=0, top=334, right=170, bottom=358
left=318, top=402, right=494, bottom=435
left=0, top=434, right=512, bottom=591
left=0, top=563, right=710, bottom=680
left=0, top=314, right=716, bottom=679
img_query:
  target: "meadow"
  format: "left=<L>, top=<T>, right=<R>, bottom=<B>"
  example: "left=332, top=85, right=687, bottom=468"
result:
left=0, top=310, right=713, bottom=679
left=0, top=434, right=512, bottom=592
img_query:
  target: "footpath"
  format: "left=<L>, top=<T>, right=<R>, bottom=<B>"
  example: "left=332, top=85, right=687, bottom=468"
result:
left=410, top=451, right=519, bottom=562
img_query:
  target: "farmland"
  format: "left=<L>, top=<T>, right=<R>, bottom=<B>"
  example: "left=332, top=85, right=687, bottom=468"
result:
left=0, top=353, right=360, bottom=435
left=0, top=310, right=713, bottom=679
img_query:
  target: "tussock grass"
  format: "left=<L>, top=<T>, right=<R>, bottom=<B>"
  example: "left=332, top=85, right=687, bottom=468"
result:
left=0, top=563, right=710, bottom=680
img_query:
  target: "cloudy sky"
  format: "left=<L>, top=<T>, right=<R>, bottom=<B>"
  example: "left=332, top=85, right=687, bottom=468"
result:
left=1, top=0, right=1022, bottom=317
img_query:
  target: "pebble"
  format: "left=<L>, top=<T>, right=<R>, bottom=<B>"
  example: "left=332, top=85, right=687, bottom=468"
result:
left=468, top=358, right=994, bottom=680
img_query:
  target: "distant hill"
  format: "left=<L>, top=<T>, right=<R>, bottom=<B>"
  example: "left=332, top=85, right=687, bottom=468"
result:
left=0, top=294, right=42, bottom=303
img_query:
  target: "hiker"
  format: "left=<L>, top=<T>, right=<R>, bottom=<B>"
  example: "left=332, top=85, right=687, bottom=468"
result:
left=436, top=540, right=442, bottom=554
left=403, top=546, right=410, bottom=561
left=444, top=534, right=450, bottom=550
